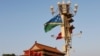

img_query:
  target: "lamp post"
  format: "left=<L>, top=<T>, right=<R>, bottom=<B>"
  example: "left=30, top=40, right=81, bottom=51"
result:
left=50, top=0, right=78, bottom=56
left=58, top=0, right=78, bottom=56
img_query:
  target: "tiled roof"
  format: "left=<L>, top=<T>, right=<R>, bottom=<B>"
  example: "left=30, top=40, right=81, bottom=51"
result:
left=29, top=41, right=64, bottom=54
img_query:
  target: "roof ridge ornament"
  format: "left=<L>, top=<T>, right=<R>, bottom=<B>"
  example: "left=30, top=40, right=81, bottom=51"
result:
left=35, top=41, right=37, bottom=44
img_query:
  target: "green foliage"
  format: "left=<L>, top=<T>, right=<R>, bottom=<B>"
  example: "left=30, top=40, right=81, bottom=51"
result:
left=2, top=53, right=15, bottom=56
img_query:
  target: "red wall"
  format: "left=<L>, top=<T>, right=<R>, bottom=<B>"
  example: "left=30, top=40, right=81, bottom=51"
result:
left=24, top=50, right=42, bottom=56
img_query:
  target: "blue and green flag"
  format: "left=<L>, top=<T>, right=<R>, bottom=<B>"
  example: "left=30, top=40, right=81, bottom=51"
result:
left=44, top=14, right=62, bottom=32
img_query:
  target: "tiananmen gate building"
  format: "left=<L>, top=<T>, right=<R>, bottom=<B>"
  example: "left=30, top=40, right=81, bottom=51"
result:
left=23, top=41, right=65, bottom=56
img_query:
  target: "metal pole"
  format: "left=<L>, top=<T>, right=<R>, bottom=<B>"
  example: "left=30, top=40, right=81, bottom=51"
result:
left=57, top=0, right=78, bottom=56
left=58, top=1, right=71, bottom=56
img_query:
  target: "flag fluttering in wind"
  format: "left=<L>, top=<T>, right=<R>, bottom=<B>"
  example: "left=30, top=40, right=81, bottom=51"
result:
left=56, top=32, right=63, bottom=40
left=44, top=14, right=62, bottom=32
left=56, top=25, right=75, bottom=40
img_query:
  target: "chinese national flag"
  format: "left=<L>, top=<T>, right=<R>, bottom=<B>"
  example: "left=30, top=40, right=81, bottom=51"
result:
left=56, top=32, right=62, bottom=40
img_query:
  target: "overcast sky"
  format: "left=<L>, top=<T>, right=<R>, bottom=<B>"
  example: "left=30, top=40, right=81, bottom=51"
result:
left=0, top=0, right=100, bottom=56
